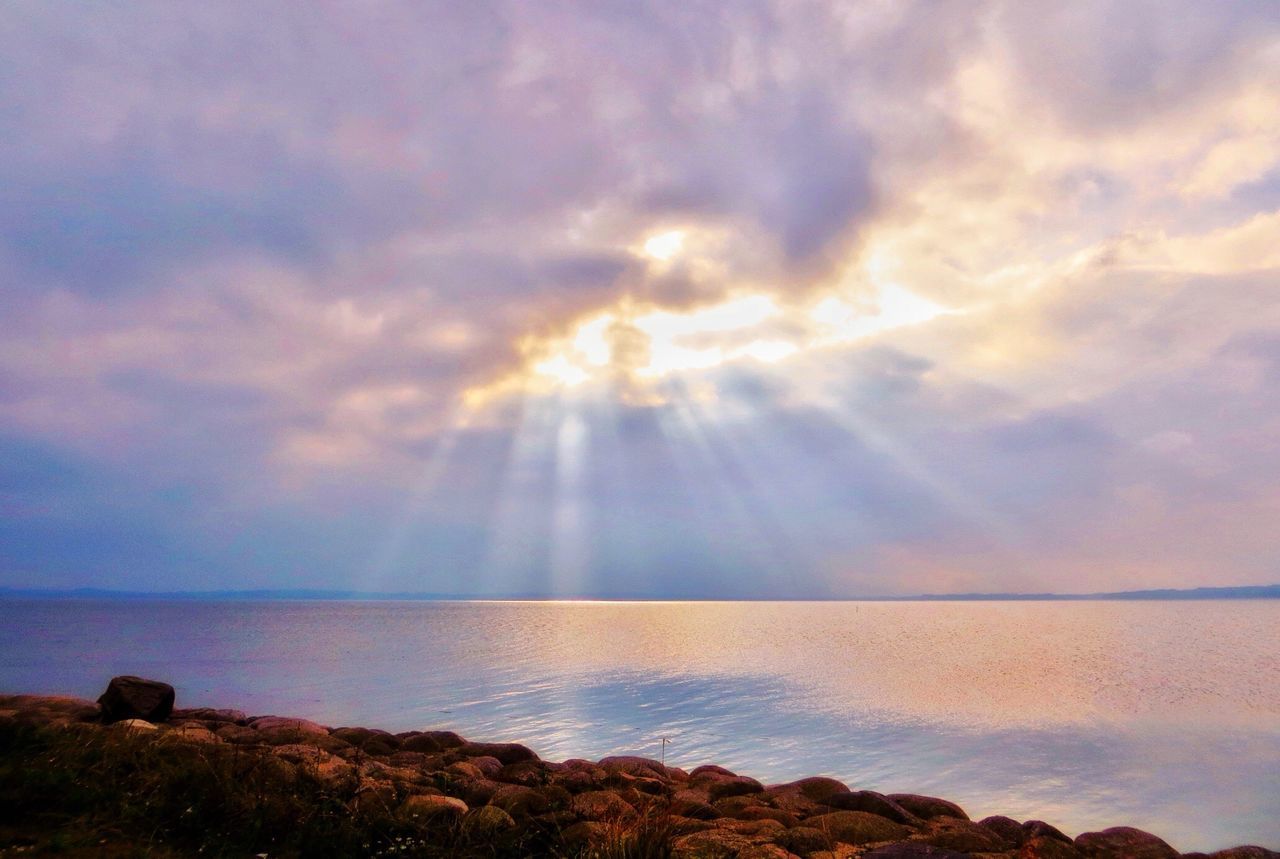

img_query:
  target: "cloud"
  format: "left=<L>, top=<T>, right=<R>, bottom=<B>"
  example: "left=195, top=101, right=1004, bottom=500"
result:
left=1, top=1, right=1278, bottom=594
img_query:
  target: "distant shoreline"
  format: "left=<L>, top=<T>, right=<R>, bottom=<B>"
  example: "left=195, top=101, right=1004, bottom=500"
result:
left=1, top=583, right=1278, bottom=602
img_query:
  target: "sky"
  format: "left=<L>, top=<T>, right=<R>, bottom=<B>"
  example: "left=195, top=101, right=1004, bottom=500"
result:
left=2, top=1, right=1279, bottom=597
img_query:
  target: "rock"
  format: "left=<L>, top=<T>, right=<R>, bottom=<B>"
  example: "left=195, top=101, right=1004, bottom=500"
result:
left=97, top=676, right=175, bottom=724
left=170, top=707, right=246, bottom=724
left=446, top=760, right=485, bottom=779
left=862, top=846, right=972, bottom=858
left=114, top=718, right=158, bottom=732
left=461, top=804, right=517, bottom=836
left=736, top=806, right=800, bottom=827
left=468, top=755, right=505, bottom=777
left=214, top=724, right=259, bottom=744
left=249, top=715, right=330, bottom=736
left=598, top=755, right=670, bottom=778
left=739, top=845, right=801, bottom=859
left=778, top=826, right=831, bottom=856
left=456, top=741, right=538, bottom=765
left=804, top=810, right=912, bottom=845
left=979, top=815, right=1028, bottom=846
left=399, top=730, right=466, bottom=753
left=698, top=774, right=765, bottom=800
left=691, top=764, right=739, bottom=778
left=571, top=789, right=638, bottom=822
left=398, top=793, right=467, bottom=822
left=1021, top=835, right=1085, bottom=858
left=823, top=790, right=918, bottom=824
left=673, top=828, right=762, bottom=857
left=670, top=797, right=722, bottom=820
left=166, top=724, right=221, bottom=744
left=921, top=816, right=1012, bottom=852
left=715, top=794, right=770, bottom=816
left=1205, top=850, right=1280, bottom=859
left=488, top=783, right=550, bottom=817
left=495, top=759, right=549, bottom=786
left=773, top=777, right=851, bottom=803
left=560, top=820, right=608, bottom=851
left=1074, top=826, right=1179, bottom=859
left=1024, top=820, right=1073, bottom=843
left=331, top=726, right=400, bottom=755
left=886, top=793, right=968, bottom=821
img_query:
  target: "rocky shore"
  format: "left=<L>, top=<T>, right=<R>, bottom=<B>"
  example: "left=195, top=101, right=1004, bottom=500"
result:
left=0, top=677, right=1274, bottom=859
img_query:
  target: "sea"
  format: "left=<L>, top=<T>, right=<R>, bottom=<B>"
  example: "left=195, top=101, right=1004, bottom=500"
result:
left=1, top=598, right=1276, bottom=852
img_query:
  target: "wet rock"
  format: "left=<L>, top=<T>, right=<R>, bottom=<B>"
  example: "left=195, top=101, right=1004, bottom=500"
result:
left=457, top=741, right=538, bottom=765
left=1074, top=826, right=1179, bottom=859
left=823, top=790, right=918, bottom=825
left=804, top=810, right=912, bottom=845
left=571, top=789, right=638, bottom=822
left=399, top=730, right=466, bottom=753
left=979, top=815, right=1029, bottom=846
left=97, top=676, right=175, bottom=724
left=461, top=804, right=517, bottom=836
left=399, top=793, right=467, bottom=822
left=886, top=793, right=968, bottom=821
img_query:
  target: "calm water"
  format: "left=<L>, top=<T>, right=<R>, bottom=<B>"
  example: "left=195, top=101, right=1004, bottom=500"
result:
left=1, top=599, right=1276, bottom=852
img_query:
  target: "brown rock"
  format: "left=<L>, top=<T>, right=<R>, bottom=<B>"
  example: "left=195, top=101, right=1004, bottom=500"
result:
left=1024, top=820, right=1073, bottom=843
left=114, top=717, right=158, bottom=732
left=673, top=828, right=762, bottom=857
left=979, top=815, right=1029, bottom=846
left=1021, top=835, right=1085, bottom=858
left=737, top=806, right=800, bottom=827
left=823, top=790, right=918, bottom=825
left=862, top=846, right=972, bottom=858
left=1074, top=826, right=1178, bottom=859
left=171, top=707, right=246, bottom=724
left=399, top=793, right=467, bottom=822
left=461, top=804, right=517, bottom=835
left=399, top=730, right=466, bottom=753
left=691, top=764, right=739, bottom=778
left=805, top=810, right=912, bottom=845
left=571, top=789, right=638, bottom=822
left=97, top=676, right=175, bottom=724
left=921, top=815, right=1012, bottom=852
left=489, top=783, right=550, bottom=817
left=495, top=759, right=549, bottom=786
left=697, top=773, right=765, bottom=800
left=739, top=846, right=801, bottom=859
left=886, top=793, right=968, bottom=821
left=249, top=715, right=330, bottom=735
left=560, top=820, right=608, bottom=851
left=457, top=741, right=538, bottom=765
left=1205, top=849, right=1280, bottom=859
left=670, top=796, right=722, bottom=820
left=598, top=755, right=670, bottom=778
left=778, top=825, right=831, bottom=856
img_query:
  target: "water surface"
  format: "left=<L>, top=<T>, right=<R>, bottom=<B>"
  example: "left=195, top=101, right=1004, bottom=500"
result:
left=1, top=599, right=1276, bottom=852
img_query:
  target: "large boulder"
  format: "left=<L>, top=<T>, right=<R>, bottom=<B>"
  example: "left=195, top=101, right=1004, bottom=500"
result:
left=804, top=810, right=912, bottom=845
left=97, top=676, right=175, bottom=724
left=886, top=794, right=968, bottom=821
left=824, top=790, right=918, bottom=824
left=1074, top=827, right=1178, bottom=859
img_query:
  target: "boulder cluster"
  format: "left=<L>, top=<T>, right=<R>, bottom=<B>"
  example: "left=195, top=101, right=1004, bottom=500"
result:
left=0, top=677, right=1274, bottom=859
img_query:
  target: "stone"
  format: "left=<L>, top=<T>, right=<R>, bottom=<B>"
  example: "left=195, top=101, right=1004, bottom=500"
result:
left=1074, top=826, right=1179, bottom=859
left=739, top=846, right=800, bottom=859
left=560, top=821, right=608, bottom=851
left=698, top=773, right=765, bottom=800
left=886, top=793, right=968, bottom=821
left=921, top=816, right=1011, bottom=852
left=804, top=810, right=912, bottom=845
left=399, top=730, right=466, bottom=753
left=398, top=793, right=467, bottom=821
left=670, top=797, right=721, bottom=820
left=1021, top=835, right=1085, bottom=858
left=495, top=759, right=549, bottom=787
left=691, top=764, right=739, bottom=778
left=461, top=804, right=517, bottom=836
left=166, top=724, right=221, bottom=744
left=468, top=755, right=504, bottom=777
left=115, top=718, right=158, bottom=732
left=249, top=716, right=330, bottom=736
left=1205, top=850, right=1280, bottom=859
left=97, top=676, right=175, bottom=724
left=456, top=741, right=538, bottom=765
left=778, top=826, right=831, bottom=856
left=598, top=755, right=670, bottom=778
left=770, top=777, right=851, bottom=803
left=673, top=828, right=762, bottom=857
left=571, top=789, right=638, bottom=822
left=979, top=815, right=1028, bottom=846
left=736, top=806, right=800, bottom=827
left=823, top=790, right=918, bottom=824
left=331, top=726, right=400, bottom=755
left=1024, top=820, right=1073, bottom=843
left=488, top=783, right=550, bottom=817
left=170, top=707, right=246, bottom=724
left=862, top=846, right=972, bottom=858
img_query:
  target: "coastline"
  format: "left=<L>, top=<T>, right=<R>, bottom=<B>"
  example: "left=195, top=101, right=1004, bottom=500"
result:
left=0, top=683, right=1274, bottom=859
